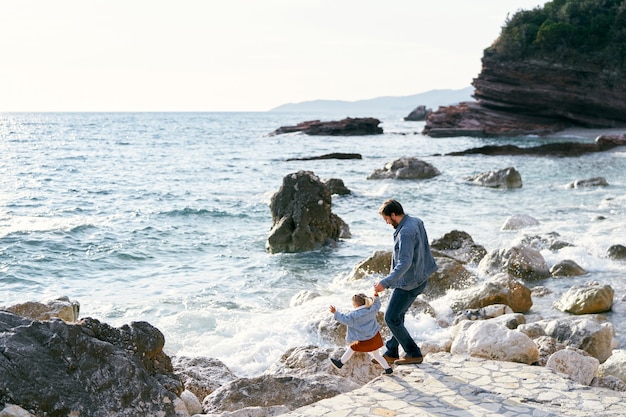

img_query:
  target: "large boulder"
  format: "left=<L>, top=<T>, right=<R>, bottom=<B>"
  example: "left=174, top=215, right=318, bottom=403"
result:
left=478, top=245, right=550, bottom=281
left=367, top=157, right=441, bottom=180
left=450, top=320, right=539, bottom=364
left=0, top=312, right=183, bottom=417
left=534, top=317, right=615, bottom=363
left=202, top=346, right=361, bottom=415
left=423, top=257, right=478, bottom=300
left=430, top=230, right=487, bottom=265
left=449, top=273, right=533, bottom=314
left=266, top=171, right=350, bottom=253
left=546, top=348, right=600, bottom=386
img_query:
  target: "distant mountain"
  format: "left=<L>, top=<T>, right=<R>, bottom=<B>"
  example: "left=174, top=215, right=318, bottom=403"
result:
left=269, top=87, right=474, bottom=113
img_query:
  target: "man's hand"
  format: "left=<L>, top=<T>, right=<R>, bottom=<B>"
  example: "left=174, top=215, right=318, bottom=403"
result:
left=373, top=282, right=385, bottom=293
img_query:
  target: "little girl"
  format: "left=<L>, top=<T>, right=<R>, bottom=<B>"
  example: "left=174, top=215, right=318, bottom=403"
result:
left=329, top=292, right=393, bottom=375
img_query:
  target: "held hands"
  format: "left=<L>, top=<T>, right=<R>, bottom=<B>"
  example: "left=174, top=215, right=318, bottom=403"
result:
left=329, top=305, right=336, bottom=314
left=373, top=281, right=385, bottom=293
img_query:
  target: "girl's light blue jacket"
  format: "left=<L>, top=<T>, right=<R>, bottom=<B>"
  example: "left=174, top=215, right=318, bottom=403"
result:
left=333, top=296, right=381, bottom=343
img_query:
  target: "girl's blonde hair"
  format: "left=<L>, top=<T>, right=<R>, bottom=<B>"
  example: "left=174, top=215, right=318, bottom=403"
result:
left=352, top=293, right=374, bottom=308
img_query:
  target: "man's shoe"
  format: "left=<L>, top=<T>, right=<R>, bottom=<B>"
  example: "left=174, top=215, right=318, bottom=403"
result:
left=394, top=355, right=423, bottom=365
left=381, top=367, right=393, bottom=376
left=330, top=358, right=343, bottom=370
left=371, top=354, right=398, bottom=365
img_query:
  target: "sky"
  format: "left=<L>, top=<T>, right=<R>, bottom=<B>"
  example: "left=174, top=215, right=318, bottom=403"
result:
left=0, top=0, right=547, bottom=112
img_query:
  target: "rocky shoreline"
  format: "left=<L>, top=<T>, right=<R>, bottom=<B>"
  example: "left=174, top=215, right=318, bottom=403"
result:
left=2, top=218, right=626, bottom=416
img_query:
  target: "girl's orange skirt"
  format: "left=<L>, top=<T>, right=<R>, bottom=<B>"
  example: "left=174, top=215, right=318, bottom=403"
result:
left=350, top=331, right=384, bottom=352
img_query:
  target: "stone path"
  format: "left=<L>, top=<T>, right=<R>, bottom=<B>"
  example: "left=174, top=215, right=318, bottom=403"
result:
left=282, top=352, right=626, bottom=417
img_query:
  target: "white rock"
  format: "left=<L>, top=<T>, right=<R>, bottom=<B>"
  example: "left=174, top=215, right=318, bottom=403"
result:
left=450, top=320, right=538, bottom=364
left=546, top=348, right=599, bottom=385
left=597, top=349, right=626, bottom=383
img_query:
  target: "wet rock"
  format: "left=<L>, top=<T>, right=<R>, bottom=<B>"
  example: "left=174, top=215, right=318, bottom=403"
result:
left=567, top=177, right=609, bottom=188
left=322, top=178, right=351, bottom=195
left=607, top=244, right=626, bottom=260
left=501, top=214, right=539, bottom=230
left=270, top=117, right=383, bottom=136
left=550, top=259, right=587, bottom=277
left=367, top=157, right=441, bottom=180
left=452, top=304, right=513, bottom=325
left=266, top=170, right=350, bottom=253
left=430, top=230, right=487, bottom=264
left=449, top=273, right=533, bottom=314
left=347, top=250, right=391, bottom=281
left=553, top=283, right=614, bottom=314
left=465, top=166, right=522, bottom=189
left=423, top=257, right=478, bottom=300
left=519, top=232, right=573, bottom=251
left=479, top=245, right=550, bottom=281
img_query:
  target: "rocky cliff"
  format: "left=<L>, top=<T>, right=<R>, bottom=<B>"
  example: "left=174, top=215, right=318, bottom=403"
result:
left=423, top=1, right=626, bottom=138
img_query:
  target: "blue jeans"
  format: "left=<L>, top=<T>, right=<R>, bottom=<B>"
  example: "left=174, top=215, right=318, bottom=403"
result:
left=384, top=281, right=427, bottom=358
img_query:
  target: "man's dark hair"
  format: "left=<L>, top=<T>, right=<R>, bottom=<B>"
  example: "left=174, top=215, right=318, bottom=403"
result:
left=378, top=199, right=404, bottom=216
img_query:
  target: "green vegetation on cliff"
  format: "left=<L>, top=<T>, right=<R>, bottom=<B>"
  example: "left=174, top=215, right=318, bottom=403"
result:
left=491, top=0, right=626, bottom=69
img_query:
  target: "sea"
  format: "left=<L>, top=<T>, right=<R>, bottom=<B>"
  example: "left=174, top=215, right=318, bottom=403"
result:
left=1, top=111, right=625, bottom=377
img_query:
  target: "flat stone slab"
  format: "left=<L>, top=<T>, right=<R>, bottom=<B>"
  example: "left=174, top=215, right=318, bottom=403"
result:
left=283, top=352, right=626, bottom=416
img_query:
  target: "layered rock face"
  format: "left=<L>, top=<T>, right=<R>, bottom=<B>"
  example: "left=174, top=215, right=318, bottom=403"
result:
left=424, top=48, right=626, bottom=137
left=475, top=51, right=626, bottom=126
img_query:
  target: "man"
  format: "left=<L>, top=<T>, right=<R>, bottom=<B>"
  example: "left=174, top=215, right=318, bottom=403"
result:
left=373, top=199, right=437, bottom=365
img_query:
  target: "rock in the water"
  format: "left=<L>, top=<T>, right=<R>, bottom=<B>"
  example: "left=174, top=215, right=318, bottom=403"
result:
left=266, top=171, right=350, bottom=253
left=367, top=157, right=441, bottom=180
left=270, top=117, right=383, bottom=136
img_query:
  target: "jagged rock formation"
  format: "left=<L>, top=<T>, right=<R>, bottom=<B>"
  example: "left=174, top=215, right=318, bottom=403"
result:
left=266, top=171, right=350, bottom=253
left=0, top=312, right=183, bottom=417
left=423, top=1, right=626, bottom=137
